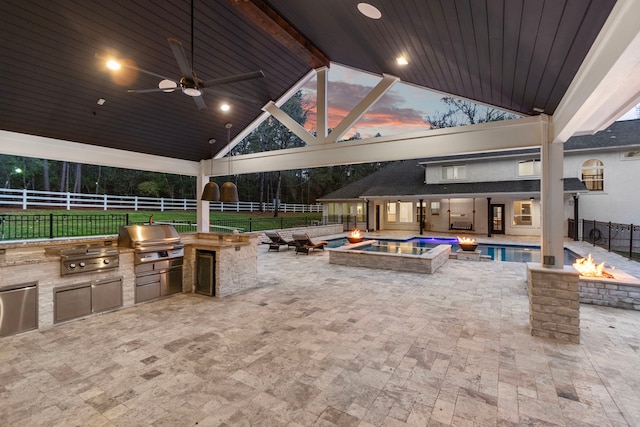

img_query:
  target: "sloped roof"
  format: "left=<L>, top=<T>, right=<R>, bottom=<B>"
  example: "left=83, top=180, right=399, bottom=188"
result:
left=317, top=118, right=640, bottom=201
left=0, top=0, right=618, bottom=162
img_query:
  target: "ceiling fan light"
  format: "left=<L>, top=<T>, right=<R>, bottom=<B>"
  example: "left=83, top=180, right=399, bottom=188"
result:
left=183, top=87, right=202, bottom=97
left=201, top=181, right=220, bottom=201
left=159, top=79, right=177, bottom=92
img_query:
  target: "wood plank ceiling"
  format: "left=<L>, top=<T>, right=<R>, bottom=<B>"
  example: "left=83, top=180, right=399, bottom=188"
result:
left=0, top=0, right=616, bottom=163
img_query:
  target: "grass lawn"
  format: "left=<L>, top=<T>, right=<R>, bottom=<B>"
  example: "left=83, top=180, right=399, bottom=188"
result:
left=0, top=209, right=322, bottom=240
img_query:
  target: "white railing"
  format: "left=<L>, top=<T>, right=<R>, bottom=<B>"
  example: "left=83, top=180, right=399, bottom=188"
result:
left=0, top=188, right=322, bottom=213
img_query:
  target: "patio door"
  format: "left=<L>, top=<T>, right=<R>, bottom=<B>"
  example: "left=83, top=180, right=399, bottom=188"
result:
left=491, top=204, right=505, bottom=234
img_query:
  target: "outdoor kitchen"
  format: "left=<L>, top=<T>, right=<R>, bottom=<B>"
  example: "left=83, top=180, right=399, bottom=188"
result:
left=0, top=225, right=257, bottom=337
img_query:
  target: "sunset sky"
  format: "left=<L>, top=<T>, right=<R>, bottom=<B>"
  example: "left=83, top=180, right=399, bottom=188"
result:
left=296, top=64, right=640, bottom=141
left=300, top=64, right=447, bottom=139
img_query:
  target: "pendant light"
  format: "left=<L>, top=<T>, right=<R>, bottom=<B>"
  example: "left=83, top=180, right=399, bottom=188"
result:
left=201, top=138, right=220, bottom=201
left=220, top=122, right=239, bottom=202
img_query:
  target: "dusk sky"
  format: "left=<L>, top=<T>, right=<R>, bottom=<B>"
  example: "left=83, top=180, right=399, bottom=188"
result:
left=297, top=64, right=640, bottom=140
left=300, top=64, right=447, bottom=139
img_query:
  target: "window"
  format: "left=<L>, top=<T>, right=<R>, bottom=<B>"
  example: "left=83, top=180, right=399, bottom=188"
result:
left=430, top=201, right=440, bottom=215
left=386, top=203, right=397, bottom=222
left=518, top=159, right=541, bottom=176
left=513, top=201, right=532, bottom=226
left=623, top=151, right=640, bottom=159
left=442, top=164, right=466, bottom=180
left=399, top=202, right=413, bottom=222
left=581, top=159, right=604, bottom=191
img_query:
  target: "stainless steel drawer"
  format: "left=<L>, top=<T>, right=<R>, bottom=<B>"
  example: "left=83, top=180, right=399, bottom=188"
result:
left=54, top=283, right=91, bottom=323
left=0, top=282, right=38, bottom=337
left=92, top=278, right=122, bottom=313
left=135, top=281, right=161, bottom=303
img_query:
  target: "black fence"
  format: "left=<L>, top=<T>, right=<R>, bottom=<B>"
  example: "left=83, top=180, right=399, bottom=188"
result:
left=0, top=213, right=129, bottom=240
left=568, top=218, right=639, bottom=260
left=0, top=213, right=323, bottom=241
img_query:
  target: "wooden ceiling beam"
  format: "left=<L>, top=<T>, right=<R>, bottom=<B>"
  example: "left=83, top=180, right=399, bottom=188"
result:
left=227, top=0, right=330, bottom=69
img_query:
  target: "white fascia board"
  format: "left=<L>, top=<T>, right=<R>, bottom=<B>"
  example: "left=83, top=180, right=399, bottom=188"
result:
left=214, top=68, right=318, bottom=159
left=0, top=130, right=199, bottom=176
left=214, top=116, right=544, bottom=175
left=552, top=0, right=640, bottom=142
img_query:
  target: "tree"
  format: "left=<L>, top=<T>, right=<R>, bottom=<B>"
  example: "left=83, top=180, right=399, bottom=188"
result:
left=425, top=96, right=519, bottom=129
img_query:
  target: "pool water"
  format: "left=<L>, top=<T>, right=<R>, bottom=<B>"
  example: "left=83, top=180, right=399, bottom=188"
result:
left=328, top=236, right=580, bottom=265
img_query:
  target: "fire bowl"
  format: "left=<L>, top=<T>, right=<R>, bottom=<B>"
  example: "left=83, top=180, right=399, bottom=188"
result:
left=459, top=243, right=478, bottom=251
left=347, top=236, right=363, bottom=244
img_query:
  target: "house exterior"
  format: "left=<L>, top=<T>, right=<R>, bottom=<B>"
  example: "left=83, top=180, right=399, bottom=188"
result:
left=319, top=119, right=640, bottom=237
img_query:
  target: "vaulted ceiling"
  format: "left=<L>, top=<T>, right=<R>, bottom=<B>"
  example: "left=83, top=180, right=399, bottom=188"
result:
left=0, top=0, right=632, bottom=167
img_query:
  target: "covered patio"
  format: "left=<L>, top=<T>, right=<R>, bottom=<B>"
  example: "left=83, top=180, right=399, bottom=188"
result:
left=1, top=239, right=639, bottom=426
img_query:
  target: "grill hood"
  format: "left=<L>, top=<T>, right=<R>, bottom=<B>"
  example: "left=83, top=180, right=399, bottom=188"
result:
left=118, top=224, right=181, bottom=249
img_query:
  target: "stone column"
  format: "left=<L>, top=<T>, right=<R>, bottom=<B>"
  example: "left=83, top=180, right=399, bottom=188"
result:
left=527, top=263, right=580, bottom=343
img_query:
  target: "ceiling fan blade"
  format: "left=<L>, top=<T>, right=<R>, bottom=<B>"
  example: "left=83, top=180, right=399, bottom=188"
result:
left=201, top=70, right=265, bottom=88
left=127, top=87, right=176, bottom=94
left=134, top=66, right=176, bottom=82
left=167, top=37, right=194, bottom=78
left=193, top=96, right=207, bottom=111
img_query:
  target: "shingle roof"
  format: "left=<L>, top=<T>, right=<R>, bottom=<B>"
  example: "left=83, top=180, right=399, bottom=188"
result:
left=319, top=119, right=637, bottom=201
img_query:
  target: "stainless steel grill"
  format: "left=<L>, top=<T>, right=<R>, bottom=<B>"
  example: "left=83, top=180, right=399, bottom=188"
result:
left=118, top=224, right=184, bottom=264
left=118, top=224, right=184, bottom=303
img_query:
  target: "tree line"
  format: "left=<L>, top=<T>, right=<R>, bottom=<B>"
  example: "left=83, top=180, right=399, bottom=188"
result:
left=1, top=92, right=514, bottom=205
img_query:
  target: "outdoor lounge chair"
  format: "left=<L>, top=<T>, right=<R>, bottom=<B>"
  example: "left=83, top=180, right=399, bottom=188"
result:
left=263, top=231, right=296, bottom=251
left=292, top=233, right=329, bottom=255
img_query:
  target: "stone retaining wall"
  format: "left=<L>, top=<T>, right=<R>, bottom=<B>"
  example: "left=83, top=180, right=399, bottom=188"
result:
left=579, top=272, right=640, bottom=310
left=254, top=224, right=344, bottom=245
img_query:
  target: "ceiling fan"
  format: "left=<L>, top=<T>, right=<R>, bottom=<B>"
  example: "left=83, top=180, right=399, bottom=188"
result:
left=126, top=1, right=264, bottom=111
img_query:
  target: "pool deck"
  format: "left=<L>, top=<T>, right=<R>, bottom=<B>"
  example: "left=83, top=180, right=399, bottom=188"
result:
left=1, top=233, right=639, bottom=426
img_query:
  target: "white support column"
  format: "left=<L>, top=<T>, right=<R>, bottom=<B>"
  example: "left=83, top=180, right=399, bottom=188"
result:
left=316, top=67, right=329, bottom=141
left=540, top=115, right=564, bottom=268
left=197, top=160, right=210, bottom=233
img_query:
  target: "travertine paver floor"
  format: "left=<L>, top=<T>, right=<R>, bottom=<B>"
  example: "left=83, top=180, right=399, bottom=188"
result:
left=1, top=244, right=640, bottom=426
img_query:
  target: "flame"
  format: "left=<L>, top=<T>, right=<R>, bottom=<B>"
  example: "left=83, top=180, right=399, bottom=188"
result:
left=457, top=236, right=475, bottom=244
left=573, top=254, right=610, bottom=277
left=351, top=229, right=361, bottom=238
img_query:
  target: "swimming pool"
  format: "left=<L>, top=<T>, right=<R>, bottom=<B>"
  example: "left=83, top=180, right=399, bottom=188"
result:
left=328, top=236, right=580, bottom=265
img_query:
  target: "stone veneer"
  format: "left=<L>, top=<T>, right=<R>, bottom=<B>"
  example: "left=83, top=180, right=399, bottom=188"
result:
left=329, top=242, right=451, bottom=274
left=527, top=263, right=580, bottom=344
left=579, top=271, right=640, bottom=310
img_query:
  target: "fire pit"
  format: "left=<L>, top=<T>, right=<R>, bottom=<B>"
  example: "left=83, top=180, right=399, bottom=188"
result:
left=347, top=228, right=363, bottom=244
left=573, top=254, right=614, bottom=279
left=457, top=236, right=477, bottom=251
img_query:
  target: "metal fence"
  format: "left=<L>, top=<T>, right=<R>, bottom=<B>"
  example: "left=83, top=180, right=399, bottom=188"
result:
left=568, top=218, right=639, bottom=260
left=0, top=188, right=322, bottom=213
left=0, top=213, right=323, bottom=241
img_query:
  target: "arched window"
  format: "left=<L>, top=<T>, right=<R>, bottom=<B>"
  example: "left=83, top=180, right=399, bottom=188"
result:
left=581, top=159, right=604, bottom=191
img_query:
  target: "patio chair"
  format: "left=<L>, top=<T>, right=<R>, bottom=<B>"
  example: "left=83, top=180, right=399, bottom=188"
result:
left=263, top=231, right=296, bottom=251
left=292, top=233, right=329, bottom=255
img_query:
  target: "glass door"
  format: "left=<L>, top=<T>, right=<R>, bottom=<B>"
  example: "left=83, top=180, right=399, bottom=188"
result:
left=491, top=204, right=505, bottom=234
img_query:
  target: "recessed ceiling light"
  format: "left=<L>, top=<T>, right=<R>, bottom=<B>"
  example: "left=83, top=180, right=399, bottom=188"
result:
left=357, top=3, right=382, bottom=19
left=221, top=103, right=230, bottom=112
left=106, top=59, right=121, bottom=70
left=96, top=98, right=106, bottom=106
left=396, top=56, right=409, bottom=65
left=532, top=107, right=545, bottom=113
